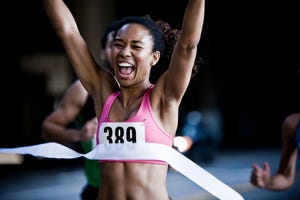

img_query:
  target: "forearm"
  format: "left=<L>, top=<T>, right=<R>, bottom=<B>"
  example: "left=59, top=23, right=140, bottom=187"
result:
left=42, top=0, right=79, bottom=38
left=42, top=122, right=82, bottom=144
left=265, top=173, right=295, bottom=191
left=181, top=0, right=205, bottom=47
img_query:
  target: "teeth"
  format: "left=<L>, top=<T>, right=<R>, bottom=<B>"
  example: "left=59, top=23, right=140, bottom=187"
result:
left=119, top=62, right=132, bottom=67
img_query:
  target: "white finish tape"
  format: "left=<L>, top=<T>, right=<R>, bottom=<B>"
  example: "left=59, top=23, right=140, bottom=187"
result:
left=0, top=142, right=244, bottom=200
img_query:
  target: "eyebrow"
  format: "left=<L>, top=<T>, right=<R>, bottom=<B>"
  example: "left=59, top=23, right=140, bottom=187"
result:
left=114, top=38, right=145, bottom=45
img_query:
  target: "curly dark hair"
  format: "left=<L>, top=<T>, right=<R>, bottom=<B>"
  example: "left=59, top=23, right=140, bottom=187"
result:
left=114, top=15, right=202, bottom=83
left=154, top=18, right=202, bottom=80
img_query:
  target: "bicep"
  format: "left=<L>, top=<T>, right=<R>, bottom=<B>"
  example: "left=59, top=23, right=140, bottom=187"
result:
left=160, top=43, right=197, bottom=102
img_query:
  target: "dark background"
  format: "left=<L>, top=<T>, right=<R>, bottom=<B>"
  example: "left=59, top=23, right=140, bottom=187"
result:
left=0, top=0, right=299, bottom=150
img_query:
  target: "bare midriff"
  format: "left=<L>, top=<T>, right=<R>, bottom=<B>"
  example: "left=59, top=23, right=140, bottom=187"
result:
left=98, top=162, right=170, bottom=200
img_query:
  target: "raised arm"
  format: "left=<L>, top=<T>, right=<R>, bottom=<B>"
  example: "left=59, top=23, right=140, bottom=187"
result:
left=162, top=0, right=205, bottom=102
left=42, top=0, right=113, bottom=98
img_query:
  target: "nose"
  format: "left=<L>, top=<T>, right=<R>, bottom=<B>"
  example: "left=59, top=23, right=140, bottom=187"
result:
left=120, top=46, right=131, bottom=57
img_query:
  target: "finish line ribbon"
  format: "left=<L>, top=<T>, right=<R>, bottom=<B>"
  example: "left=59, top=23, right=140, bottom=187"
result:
left=0, top=142, right=244, bottom=200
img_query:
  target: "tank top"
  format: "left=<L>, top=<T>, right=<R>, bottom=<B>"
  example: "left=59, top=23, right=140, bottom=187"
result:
left=96, top=85, right=173, bottom=164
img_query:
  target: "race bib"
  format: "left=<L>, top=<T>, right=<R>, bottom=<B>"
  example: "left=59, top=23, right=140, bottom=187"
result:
left=98, top=122, right=145, bottom=144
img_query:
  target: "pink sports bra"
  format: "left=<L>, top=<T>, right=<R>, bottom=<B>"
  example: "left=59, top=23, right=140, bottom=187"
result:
left=96, top=85, right=173, bottom=164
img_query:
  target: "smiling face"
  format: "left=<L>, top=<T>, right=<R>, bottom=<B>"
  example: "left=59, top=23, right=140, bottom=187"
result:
left=111, top=23, right=160, bottom=87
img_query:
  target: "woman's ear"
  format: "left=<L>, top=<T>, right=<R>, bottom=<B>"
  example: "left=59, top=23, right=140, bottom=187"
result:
left=150, top=51, right=160, bottom=66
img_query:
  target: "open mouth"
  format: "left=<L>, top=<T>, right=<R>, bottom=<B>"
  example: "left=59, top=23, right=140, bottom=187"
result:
left=118, top=62, right=134, bottom=76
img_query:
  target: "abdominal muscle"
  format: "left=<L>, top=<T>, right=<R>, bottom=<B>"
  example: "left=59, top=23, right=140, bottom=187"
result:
left=98, top=162, right=170, bottom=200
